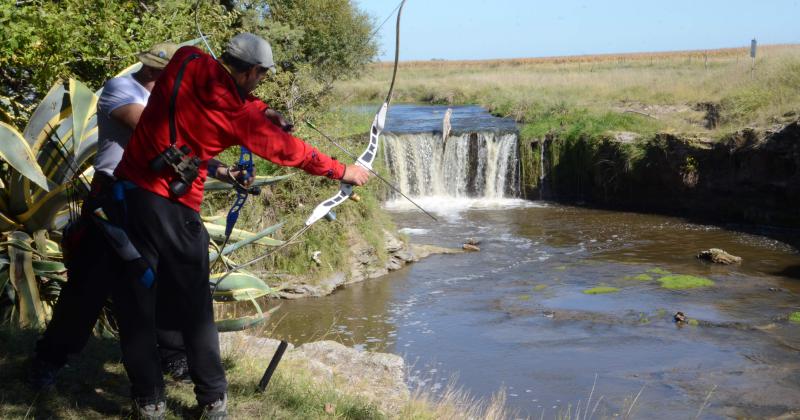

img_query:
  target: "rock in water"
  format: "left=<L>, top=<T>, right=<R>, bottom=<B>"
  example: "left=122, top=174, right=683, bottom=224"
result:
left=465, top=237, right=482, bottom=246
left=697, top=248, right=742, bottom=264
left=442, top=108, right=453, bottom=148
left=463, top=243, right=480, bottom=252
left=674, top=311, right=687, bottom=323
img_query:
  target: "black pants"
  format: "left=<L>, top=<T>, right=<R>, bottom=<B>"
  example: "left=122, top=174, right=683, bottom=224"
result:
left=36, top=175, right=185, bottom=368
left=111, top=185, right=226, bottom=406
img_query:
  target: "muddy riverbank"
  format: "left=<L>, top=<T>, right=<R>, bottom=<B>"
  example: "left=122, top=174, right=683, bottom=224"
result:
left=273, top=229, right=463, bottom=299
left=521, top=119, right=800, bottom=230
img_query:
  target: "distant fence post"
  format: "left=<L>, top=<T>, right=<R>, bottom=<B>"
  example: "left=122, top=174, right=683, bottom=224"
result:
left=750, top=38, right=757, bottom=78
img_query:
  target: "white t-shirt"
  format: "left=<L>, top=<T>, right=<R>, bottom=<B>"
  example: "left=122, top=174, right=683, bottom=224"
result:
left=94, top=75, right=150, bottom=177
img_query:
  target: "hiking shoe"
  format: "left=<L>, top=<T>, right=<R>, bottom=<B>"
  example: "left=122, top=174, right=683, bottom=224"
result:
left=162, top=355, right=191, bottom=384
left=28, top=357, right=61, bottom=390
left=200, top=393, right=228, bottom=419
left=132, top=399, right=166, bottom=420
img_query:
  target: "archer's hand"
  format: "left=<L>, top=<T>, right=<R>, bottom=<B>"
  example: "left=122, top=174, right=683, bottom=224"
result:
left=341, top=164, right=370, bottom=186
left=265, top=108, right=294, bottom=133
left=227, top=166, right=256, bottom=187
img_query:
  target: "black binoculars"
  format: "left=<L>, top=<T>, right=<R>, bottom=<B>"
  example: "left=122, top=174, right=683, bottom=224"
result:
left=149, top=144, right=201, bottom=197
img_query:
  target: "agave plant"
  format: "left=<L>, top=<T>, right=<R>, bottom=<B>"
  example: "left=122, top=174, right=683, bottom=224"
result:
left=0, top=46, right=288, bottom=332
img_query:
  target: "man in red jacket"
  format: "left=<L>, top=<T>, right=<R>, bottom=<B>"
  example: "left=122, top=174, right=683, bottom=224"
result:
left=112, top=33, right=369, bottom=419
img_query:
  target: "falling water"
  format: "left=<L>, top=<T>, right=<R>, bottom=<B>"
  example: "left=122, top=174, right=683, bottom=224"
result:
left=539, top=139, right=546, bottom=200
left=382, top=131, right=520, bottom=199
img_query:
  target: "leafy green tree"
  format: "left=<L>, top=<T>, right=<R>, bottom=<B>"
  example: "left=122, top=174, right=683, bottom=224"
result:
left=0, top=0, right=377, bottom=128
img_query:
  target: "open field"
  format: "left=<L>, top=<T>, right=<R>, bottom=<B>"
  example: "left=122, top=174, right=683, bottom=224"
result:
left=335, top=44, right=800, bottom=140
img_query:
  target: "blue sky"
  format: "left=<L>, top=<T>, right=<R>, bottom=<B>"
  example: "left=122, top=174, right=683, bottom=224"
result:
left=355, top=0, right=800, bottom=61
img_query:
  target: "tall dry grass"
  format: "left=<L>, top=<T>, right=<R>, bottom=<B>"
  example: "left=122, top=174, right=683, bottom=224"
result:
left=335, top=44, right=800, bottom=138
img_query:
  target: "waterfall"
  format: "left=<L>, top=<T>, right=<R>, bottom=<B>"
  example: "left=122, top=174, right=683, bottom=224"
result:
left=539, top=139, right=546, bottom=200
left=382, top=131, right=520, bottom=199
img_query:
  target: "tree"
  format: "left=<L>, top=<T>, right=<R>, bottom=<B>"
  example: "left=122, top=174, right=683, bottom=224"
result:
left=0, top=0, right=377, bottom=128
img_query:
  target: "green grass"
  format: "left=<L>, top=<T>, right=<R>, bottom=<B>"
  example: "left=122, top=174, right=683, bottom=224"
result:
left=789, top=312, right=800, bottom=324
left=583, top=286, right=620, bottom=295
left=519, top=107, right=660, bottom=141
left=657, top=275, right=715, bottom=290
left=0, top=327, right=509, bottom=419
left=0, top=327, right=382, bottom=419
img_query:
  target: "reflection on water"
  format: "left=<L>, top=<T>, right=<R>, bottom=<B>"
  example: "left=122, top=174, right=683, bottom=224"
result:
left=266, top=203, right=800, bottom=418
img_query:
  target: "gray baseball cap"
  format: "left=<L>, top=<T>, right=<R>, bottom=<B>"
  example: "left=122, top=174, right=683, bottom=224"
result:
left=225, top=33, right=276, bottom=74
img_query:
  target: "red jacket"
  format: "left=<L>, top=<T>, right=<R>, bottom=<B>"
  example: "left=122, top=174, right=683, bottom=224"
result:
left=115, top=46, right=345, bottom=211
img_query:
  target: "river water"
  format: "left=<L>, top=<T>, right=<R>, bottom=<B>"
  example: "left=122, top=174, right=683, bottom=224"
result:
left=266, top=106, right=800, bottom=419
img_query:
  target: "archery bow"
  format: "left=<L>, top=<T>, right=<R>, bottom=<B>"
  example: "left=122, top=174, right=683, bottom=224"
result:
left=212, top=0, right=410, bottom=289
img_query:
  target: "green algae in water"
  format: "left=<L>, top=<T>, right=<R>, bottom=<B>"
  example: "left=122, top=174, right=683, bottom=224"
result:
left=555, top=266, right=567, bottom=271
left=658, top=275, right=714, bottom=290
left=688, top=319, right=700, bottom=326
left=583, top=286, right=620, bottom=295
left=624, top=274, right=653, bottom=281
left=647, top=268, right=671, bottom=275
left=532, top=284, right=548, bottom=292
left=518, top=294, right=531, bottom=301
left=789, top=312, right=800, bottom=323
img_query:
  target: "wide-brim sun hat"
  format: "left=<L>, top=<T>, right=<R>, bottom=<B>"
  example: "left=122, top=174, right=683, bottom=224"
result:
left=137, top=42, right=180, bottom=69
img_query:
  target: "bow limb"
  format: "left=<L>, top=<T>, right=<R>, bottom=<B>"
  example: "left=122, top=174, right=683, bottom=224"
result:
left=303, top=101, right=388, bottom=226
left=303, top=0, right=404, bottom=226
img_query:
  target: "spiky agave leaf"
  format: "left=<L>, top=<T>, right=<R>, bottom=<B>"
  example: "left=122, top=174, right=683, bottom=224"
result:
left=31, top=260, right=65, bottom=273
left=9, top=80, right=81, bottom=222
left=0, top=238, right=47, bottom=258
left=0, top=122, right=49, bottom=192
left=21, top=81, right=69, bottom=150
left=0, top=267, right=8, bottom=293
left=210, top=271, right=274, bottom=302
left=68, top=79, right=97, bottom=155
left=215, top=314, right=267, bottom=332
left=205, top=223, right=283, bottom=247
left=208, top=221, right=285, bottom=261
left=214, top=303, right=281, bottom=333
left=202, top=214, right=226, bottom=224
left=0, top=209, right=20, bottom=232
left=14, top=167, right=92, bottom=232
left=7, top=231, right=46, bottom=328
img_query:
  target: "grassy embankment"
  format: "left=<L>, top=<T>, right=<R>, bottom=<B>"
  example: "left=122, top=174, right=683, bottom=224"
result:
left=0, top=327, right=508, bottom=419
left=335, top=44, right=800, bottom=200
left=337, top=44, right=800, bottom=137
